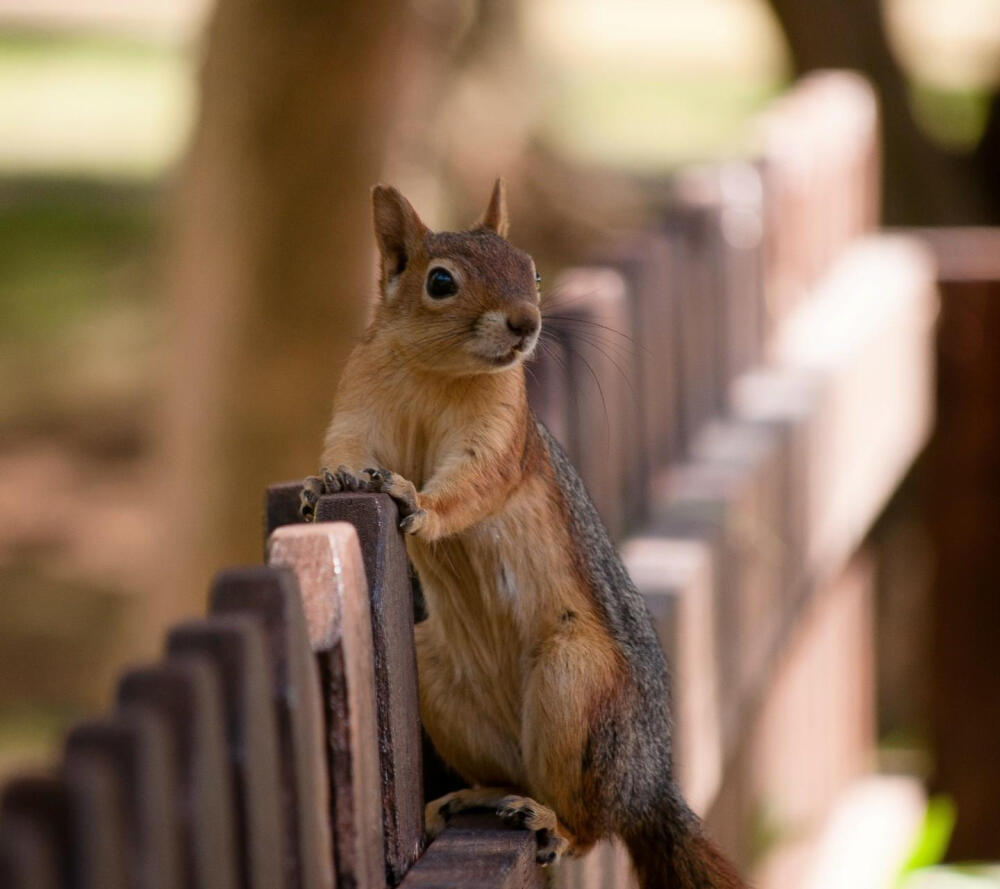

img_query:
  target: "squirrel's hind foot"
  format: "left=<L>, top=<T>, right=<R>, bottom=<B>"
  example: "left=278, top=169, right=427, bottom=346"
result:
left=497, top=795, right=571, bottom=865
left=425, top=788, right=573, bottom=866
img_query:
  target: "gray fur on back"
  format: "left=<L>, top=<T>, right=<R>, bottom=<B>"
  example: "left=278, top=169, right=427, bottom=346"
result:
left=534, top=416, right=678, bottom=816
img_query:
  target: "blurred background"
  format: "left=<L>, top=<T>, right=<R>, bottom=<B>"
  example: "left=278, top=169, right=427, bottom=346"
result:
left=1, top=0, right=999, bottom=886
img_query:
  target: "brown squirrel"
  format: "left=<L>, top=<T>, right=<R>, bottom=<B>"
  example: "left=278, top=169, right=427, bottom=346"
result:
left=300, top=180, right=746, bottom=889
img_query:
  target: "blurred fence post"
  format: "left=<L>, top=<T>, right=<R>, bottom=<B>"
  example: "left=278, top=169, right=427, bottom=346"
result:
left=918, top=228, right=1000, bottom=860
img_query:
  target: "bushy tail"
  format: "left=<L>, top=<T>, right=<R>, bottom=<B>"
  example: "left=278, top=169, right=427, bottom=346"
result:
left=622, top=797, right=746, bottom=889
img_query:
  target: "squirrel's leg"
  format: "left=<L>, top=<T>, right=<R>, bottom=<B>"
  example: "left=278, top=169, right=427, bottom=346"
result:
left=425, top=787, right=576, bottom=865
left=360, top=460, right=512, bottom=539
left=520, top=619, right=622, bottom=861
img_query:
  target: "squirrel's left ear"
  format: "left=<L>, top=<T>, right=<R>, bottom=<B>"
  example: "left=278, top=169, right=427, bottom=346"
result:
left=477, top=177, right=509, bottom=239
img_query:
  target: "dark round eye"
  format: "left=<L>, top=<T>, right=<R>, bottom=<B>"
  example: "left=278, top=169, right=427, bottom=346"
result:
left=535, top=272, right=542, bottom=288
left=426, top=267, right=458, bottom=298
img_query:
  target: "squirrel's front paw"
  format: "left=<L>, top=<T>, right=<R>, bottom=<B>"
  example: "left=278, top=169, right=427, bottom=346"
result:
left=399, top=509, right=431, bottom=537
left=298, top=465, right=373, bottom=520
left=364, top=468, right=417, bottom=511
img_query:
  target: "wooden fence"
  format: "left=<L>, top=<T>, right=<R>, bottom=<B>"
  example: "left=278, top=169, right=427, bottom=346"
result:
left=0, top=71, right=941, bottom=889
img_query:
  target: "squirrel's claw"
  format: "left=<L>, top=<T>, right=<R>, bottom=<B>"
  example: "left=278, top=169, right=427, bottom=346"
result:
left=299, top=465, right=376, bottom=521
left=363, top=467, right=422, bottom=522
left=299, top=475, right=325, bottom=521
left=534, top=830, right=569, bottom=866
left=399, top=509, right=428, bottom=535
left=496, top=796, right=569, bottom=866
left=333, top=464, right=372, bottom=493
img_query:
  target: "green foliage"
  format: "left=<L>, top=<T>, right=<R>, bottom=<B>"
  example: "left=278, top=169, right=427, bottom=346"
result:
left=0, top=182, right=159, bottom=343
left=899, top=796, right=957, bottom=880
left=907, top=82, right=993, bottom=153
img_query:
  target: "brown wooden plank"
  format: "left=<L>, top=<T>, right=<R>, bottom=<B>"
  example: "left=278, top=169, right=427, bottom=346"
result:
left=596, top=233, right=681, bottom=479
left=691, top=420, right=785, bottom=692
left=926, top=267, right=1000, bottom=859
left=648, top=464, right=737, bottom=730
left=64, top=711, right=182, bottom=889
left=116, top=656, right=240, bottom=889
left=547, top=267, right=635, bottom=537
left=266, top=482, right=308, bottom=542
left=167, top=615, right=286, bottom=889
left=0, top=776, right=70, bottom=889
left=673, top=163, right=767, bottom=389
left=769, top=236, right=936, bottom=580
left=397, top=814, right=544, bottom=889
left=729, top=368, right=824, bottom=606
left=525, top=328, right=573, bottom=454
left=60, top=753, right=128, bottom=889
left=621, top=536, right=722, bottom=815
left=660, top=197, right=723, bottom=456
left=313, top=494, right=423, bottom=885
left=267, top=522, right=383, bottom=889
left=209, top=566, right=334, bottom=889
left=0, top=812, right=59, bottom=889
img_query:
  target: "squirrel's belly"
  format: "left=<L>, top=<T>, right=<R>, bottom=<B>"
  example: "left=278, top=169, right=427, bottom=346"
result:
left=414, top=607, right=528, bottom=788
left=409, top=532, right=537, bottom=788
left=407, top=497, right=600, bottom=789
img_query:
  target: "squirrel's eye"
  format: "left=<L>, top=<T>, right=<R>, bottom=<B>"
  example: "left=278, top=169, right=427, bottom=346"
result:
left=535, top=273, right=542, bottom=288
left=426, top=267, right=458, bottom=298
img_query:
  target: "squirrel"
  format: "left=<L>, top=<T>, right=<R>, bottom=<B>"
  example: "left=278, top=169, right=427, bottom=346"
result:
left=300, top=179, right=746, bottom=889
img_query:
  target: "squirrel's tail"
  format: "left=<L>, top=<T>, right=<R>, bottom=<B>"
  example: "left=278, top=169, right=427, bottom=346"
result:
left=622, top=795, right=746, bottom=889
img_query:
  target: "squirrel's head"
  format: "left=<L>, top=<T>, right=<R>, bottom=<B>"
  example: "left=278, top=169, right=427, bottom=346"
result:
left=370, top=179, right=541, bottom=376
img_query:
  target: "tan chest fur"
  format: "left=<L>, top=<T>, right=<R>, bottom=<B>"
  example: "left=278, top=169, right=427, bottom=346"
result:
left=324, top=340, right=618, bottom=792
left=410, top=480, right=602, bottom=787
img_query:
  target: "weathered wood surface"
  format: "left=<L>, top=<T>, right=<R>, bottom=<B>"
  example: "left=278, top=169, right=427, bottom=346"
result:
left=117, top=656, right=239, bottom=889
left=267, top=522, right=384, bottom=889
left=61, top=753, right=129, bottom=889
left=312, top=494, right=424, bottom=885
left=167, top=615, right=286, bottom=889
left=918, top=228, right=1000, bottom=860
left=398, top=814, right=544, bottom=889
left=770, top=235, right=937, bottom=580
left=0, top=776, right=71, bottom=889
left=210, top=566, right=335, bottom=889
left=594, top=233, right=681, bottom=523
left=621, top=537, right=721, bottom=814
left=525, top=327, right=572, bottom=452
left=544, top=267, right=636, bottom=537
left=661, top=191, right=725, bottom=455
left=65, top=711, right=182, bottom=889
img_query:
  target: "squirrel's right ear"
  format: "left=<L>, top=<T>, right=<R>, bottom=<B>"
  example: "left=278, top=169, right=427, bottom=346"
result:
left=371, top=185, right=428, bottom=295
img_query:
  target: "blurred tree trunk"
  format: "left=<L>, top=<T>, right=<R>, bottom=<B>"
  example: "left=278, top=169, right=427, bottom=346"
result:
left=769, top=0, right=1000, bottom=225
left=152, top=0, right=413, bottom=633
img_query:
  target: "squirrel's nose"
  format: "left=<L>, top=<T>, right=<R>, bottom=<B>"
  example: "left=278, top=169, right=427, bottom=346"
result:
left=506, top=311, right=540, bottom=340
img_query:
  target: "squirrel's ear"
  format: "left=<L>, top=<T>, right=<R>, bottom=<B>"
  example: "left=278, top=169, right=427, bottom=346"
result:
left=477, top=177, right=509, bottom=239
left=371, top=184, right=427, bottom=290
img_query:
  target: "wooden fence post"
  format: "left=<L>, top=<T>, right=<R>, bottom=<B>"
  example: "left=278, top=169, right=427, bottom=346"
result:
left=545, top=267, right=636, bottom=537
left=0, top=776, right=71, bottom=889
left=312, top=494, right=424, bottom=885
left=167, top=615, right=286, bottom=889
left=266, top=487, right=425, bottom=885
left=209, top=566, right=335, bottom=889
left=61, top=754, right=129, bottom=889
left=116, top=656, right=240, bottom=889
left=267, top=522, right=385, bottom=889
left=64, top=712, right=183, bottom=889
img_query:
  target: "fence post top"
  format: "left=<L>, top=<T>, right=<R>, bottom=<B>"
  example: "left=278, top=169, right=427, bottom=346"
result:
left=266, top=521, right=368, bottom=652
